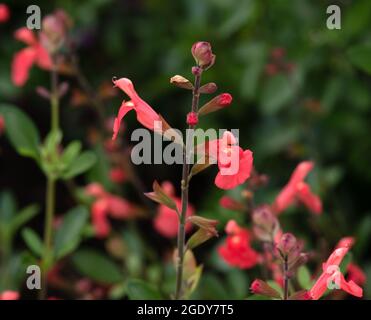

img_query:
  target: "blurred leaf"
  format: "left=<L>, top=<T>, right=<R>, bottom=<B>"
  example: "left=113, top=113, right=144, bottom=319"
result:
left=61, top=141, right=82, bottom=167
left=347, top=44, right=371, bottom=74
left=62, top=151, right=97, bottom=179
left=0, top=104, right=40, bottom=160
left=260, top=75, right=295, bottom=115
left=72, top=249, right=123, bottom=284
left=10, top=204, right=39, bottom=234
left=226, top=269, right=249, bottom=299
left=21, top=228, right=43, bottom=257
left=54, top=206, right=89, bottom=259
left=0, top=191, right=17, bottom=224
left=353, top=215, right=371, bottom=258
left=297, top=265, right=312, bottom=290
left=126, top=279, right=162, bottom=300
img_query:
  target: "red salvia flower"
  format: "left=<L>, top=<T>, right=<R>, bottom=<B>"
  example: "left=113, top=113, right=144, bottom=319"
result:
left=0, top=115, right=4, bottom=136
left=109, top=167, right=126, bottom=184
left=273, top=161, right=322, bottom=214
left=201, top=131, right=253, bottom=190
left=112, top=78, right=161, bottom=140
left=309, top=245, right=363, bottom=300
left=0, top=3, right=10, bottom=23
left=218, top=220, right=258, bottom=269
left=153, top=181, right=193, bottom=238
left=11, top=27, right=52, bottom=86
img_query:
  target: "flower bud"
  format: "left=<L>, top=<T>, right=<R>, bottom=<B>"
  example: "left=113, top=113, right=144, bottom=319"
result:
left=36, top=86, right=51, bottom=99
left=109, top=167, right=126, bottom=184
left=198, top=93, right=233, bottom=116
left=191, top=41, right=216, bottom=69
left=250, top=279, right=281, bottom=299
left=252, top=205, right=279, bottom=241
left=277, top=233, right=297, bottom=257
left=0, top=115, right=5, bottom=136
left=199, top=82, right=217, bottom=94
left=170, top=75, right=194, bottom=90
left=219, top=196, right=245, bottom=212
left=186, top=112, right=198, bottom=126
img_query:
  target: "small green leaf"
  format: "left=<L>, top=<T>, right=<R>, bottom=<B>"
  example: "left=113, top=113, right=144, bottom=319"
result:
left=0, top=191, right=17, bottom=224
left=0, top=104, right=40, bottom=160
left=72, top=249, right=123, bottom=284
left=126, top=279, right=162, bottom=300
left=297, top=265, right=312, bottom=290
left=54, top=206, right=89, bottom=259
left=61, top=141, right=82, bottom=166
left=10, top=204, right=39, bottom=234
left=62, top=151, right=97, bottom=179
left=21, top=228, right=43, bottom=257
left=144, top=181, right=178, bottom=211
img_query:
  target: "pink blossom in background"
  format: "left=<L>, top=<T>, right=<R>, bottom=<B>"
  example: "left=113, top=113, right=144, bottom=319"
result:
left=273, top=161, right=322, bottom=214
left=11, top=27, right=52, bottom=86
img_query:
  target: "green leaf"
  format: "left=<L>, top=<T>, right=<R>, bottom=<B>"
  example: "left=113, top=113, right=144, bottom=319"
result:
left=0, top=191, right=17, bottom=224
left=54, top=206, right=89, bottom=259
left=72, top=249, right=123, bottom=284
left=297, top=265, right=312, bottom=290
left=61, top=141, right=82, bottom=166
left=347, top=44, right=371, bottom=74
left=10, top=204, right=39, bottom=234
left=260, top=75, right=295, bottom=115
left=0, top=104, right=40, bottom=160
left=62, top=151, right=97, bottom=179
left=21, top=228, right=43, bottom=257
left=126, top=279, right=162, bottom=300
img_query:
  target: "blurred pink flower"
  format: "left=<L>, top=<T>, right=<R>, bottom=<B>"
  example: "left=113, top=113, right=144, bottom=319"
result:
left=109, top=167, right=126, bottom=184
left=218, top=220, right=258, bottom=269
left=273, top=161, right=322, bottom=214
left=0, top=115, right=4, bottom=136
left=0, top=291, right=19, bottom=300
left=86, top=183, right=139, bottom=238
left=11, top=27, right=52, bottom=86
left=112, top=78, right=160, bottom=140
left=153, top=181, right=193, bottom=238
left=0, top=3, right=10, bottom=23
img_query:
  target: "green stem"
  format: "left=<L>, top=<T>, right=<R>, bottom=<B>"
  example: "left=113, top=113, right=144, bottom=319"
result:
left=39, top=59, right=59, bottom=300
left=174, top=71, right=201, bottom=300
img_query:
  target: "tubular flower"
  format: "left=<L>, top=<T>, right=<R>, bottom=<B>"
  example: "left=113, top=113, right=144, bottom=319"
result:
left=112, top=78, right=161, bottom=140
left=200, top=131, right=253, bottom=190
left=153, top=181, right=194, bottom=238
left=85, top=183, right=139, bottom=238
left=309, top=246, right=363, bottom=300
left=218, top=220, right=258, bottom=269
left=273, top=161, right=322, bottom=215
left=11, top=27, right=52, bottom=86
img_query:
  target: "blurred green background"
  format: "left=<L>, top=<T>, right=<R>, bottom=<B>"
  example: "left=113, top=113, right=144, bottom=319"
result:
left=1, top=0, right=371, bottom=299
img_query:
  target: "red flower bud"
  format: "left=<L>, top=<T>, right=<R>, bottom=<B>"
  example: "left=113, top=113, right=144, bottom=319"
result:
left=198, top=93, right=233, bottom=116
left=191, top=41, right=216, bottom=69
left=277, top=233, right=297, bottom=257
left=199, top=82, right=217, bottom=94
left=192, top=66, right=202, bottom=76
left=250, top=279, right=281, bottom=299
left=186, top=112, right=198, bottom=126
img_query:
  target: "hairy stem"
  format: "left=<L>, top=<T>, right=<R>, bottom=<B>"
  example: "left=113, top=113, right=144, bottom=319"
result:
left=283, top=256, right=289, bottom=300
left=39, top=60, right=59, bottom=300
left=174, top=72, right=201, bottom=300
